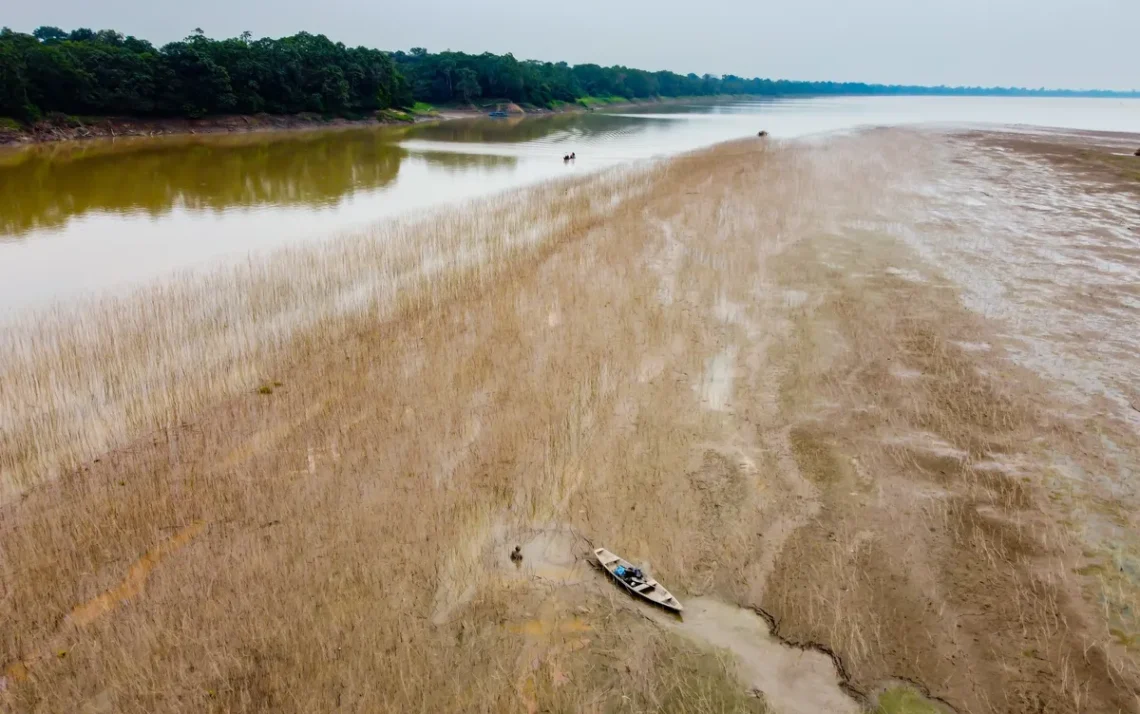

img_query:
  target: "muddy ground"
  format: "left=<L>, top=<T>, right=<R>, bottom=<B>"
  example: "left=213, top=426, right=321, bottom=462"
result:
left=2, top=128, right=1139, bottom=713
left=0, top=96, right=750, bottom=147
left=0, top=111, right=451, bottom=147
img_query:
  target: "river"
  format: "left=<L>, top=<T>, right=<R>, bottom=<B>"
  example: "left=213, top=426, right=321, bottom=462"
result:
left=1, top=95, right=1138, bottom=311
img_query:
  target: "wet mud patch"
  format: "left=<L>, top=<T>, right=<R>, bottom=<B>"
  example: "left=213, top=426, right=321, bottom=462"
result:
left=885, top=445, right=969, bottom=493
left=945, top=497, right=1048, bottom=562
left=488, top=588, right=770, bottom=714
left=430, top=521, right=594, bottom=626
left=689, top=450, right=753, bottom=524
left=662, top=597, right=861, bottom=714
left=789, top=426, right=852, bottom=487
left=761, top=514, right=972, bottom=706
left=969, top=131, right=1140, bottom=197
left=496, top=524, right=593, bottom=586
left=758, top=193, right=1140, bottom=711
left=933, top=495, right=1140, bottom=713
left=1076, top=542, right=1140, bottom=655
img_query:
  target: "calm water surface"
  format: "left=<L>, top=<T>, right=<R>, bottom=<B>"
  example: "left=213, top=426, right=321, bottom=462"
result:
left=2, top=96, right=1138, bottom=310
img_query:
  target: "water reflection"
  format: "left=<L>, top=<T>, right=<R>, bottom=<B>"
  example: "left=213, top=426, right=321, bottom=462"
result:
left=411, top=148, right=519, bottom=172
left=403, top=112, right=660, bottom=144
left=0, top=129, right=409, bottom=237
left=0, top=112, right=666, bottom=244
left=2, top=96, right=1138, bottom=309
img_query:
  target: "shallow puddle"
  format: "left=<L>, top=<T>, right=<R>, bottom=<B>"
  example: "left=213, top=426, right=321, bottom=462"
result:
left=499, top=526, right=591, bottom=585
left=658, top=598, right=861, bottom=714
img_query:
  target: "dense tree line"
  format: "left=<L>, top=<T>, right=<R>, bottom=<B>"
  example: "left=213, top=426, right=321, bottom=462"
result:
left=0, top=27, right=409, bottom=121
left=2, top=26, right=1135, bottom=122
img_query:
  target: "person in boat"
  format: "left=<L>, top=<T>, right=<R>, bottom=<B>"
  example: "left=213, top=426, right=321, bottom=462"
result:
left=570, top=152, right=576, bottom=160
left=758, top=130, right=769, bottom=137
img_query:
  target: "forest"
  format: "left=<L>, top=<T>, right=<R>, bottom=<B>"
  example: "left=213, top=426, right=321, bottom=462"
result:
left=2, top=26, right=1136, bottom=122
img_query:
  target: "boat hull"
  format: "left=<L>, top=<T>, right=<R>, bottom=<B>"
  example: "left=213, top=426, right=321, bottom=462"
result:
left=594, top=547, right=683, bottom=612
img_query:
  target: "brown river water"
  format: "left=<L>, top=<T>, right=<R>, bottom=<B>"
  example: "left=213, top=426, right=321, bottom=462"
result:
left=1, top=96, right=1138, bottom=311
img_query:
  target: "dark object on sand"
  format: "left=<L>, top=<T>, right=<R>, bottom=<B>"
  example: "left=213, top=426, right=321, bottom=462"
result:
left=758, top=130, right=769, bottom=137
left=1134, top=148, right=1140, bottom=157
left=510, top=545, right=523, bottom=563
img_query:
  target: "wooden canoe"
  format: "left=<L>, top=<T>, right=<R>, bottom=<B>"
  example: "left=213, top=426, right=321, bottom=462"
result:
left=594, top=547, right=683, bottom=613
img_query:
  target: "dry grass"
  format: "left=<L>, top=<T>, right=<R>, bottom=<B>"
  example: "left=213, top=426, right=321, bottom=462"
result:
left=2, top=129, right=1139, bottom=713
left=0, top=165, right=654, bottom=502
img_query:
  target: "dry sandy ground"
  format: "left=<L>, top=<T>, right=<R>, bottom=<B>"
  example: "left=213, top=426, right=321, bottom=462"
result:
left=2, top=128, right=1139, bottom=713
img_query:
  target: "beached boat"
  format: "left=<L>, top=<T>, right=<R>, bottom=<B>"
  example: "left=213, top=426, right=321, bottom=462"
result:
left=594, top=547, right=683, bottom=612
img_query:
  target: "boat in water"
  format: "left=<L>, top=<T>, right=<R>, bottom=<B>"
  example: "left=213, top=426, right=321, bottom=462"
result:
left=594, top=547, right=683, bottom=613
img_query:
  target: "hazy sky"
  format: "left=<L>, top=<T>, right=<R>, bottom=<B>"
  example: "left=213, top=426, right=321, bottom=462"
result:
left=8, top=0, right=1139, bottom=90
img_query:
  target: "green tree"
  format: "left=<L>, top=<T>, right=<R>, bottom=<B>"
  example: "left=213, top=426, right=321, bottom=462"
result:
left=24, top=41, right=94, bottom=114
left=455, top=67, right=480, bottom=102
left=32, top=26, right=67, bottom=43
left=2, top=24, right=1135, bottom=126
left=0, top=33, right=33, bottom=119
left=159, top=40, right=235, bottom=116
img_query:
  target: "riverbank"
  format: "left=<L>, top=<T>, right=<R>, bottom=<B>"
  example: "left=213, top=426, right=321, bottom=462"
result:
left=2, top=128, right=1139, bottom=713
left=0, top=95, right=755, bottom=147
left=0, top=110, right=450, bottom=147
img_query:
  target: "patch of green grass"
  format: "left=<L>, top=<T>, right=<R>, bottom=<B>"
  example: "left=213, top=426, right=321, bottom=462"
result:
left=876, top=685, right=944, bottom=714
left=576, top=95, right=630, bottom=108
left=410, top=102, right=438, bottom=116
left=534, top=628, right=768, bottom=713
left=1110, top=627, right=1139, bottom=651
left=0, top=116, right=22, bottom=131
left=256, top=380, right=284, bottom=395
left=649, top=641, right=768, bottom=713
left=377, top=109, right=414, bottom=123
left=1075, top=562, right=1107, bottom=576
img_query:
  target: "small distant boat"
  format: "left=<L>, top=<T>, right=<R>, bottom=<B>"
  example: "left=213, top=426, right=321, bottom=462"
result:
left=594, top=547, right=683, bottom=612
left=488, top=111, right=509, bottom=117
